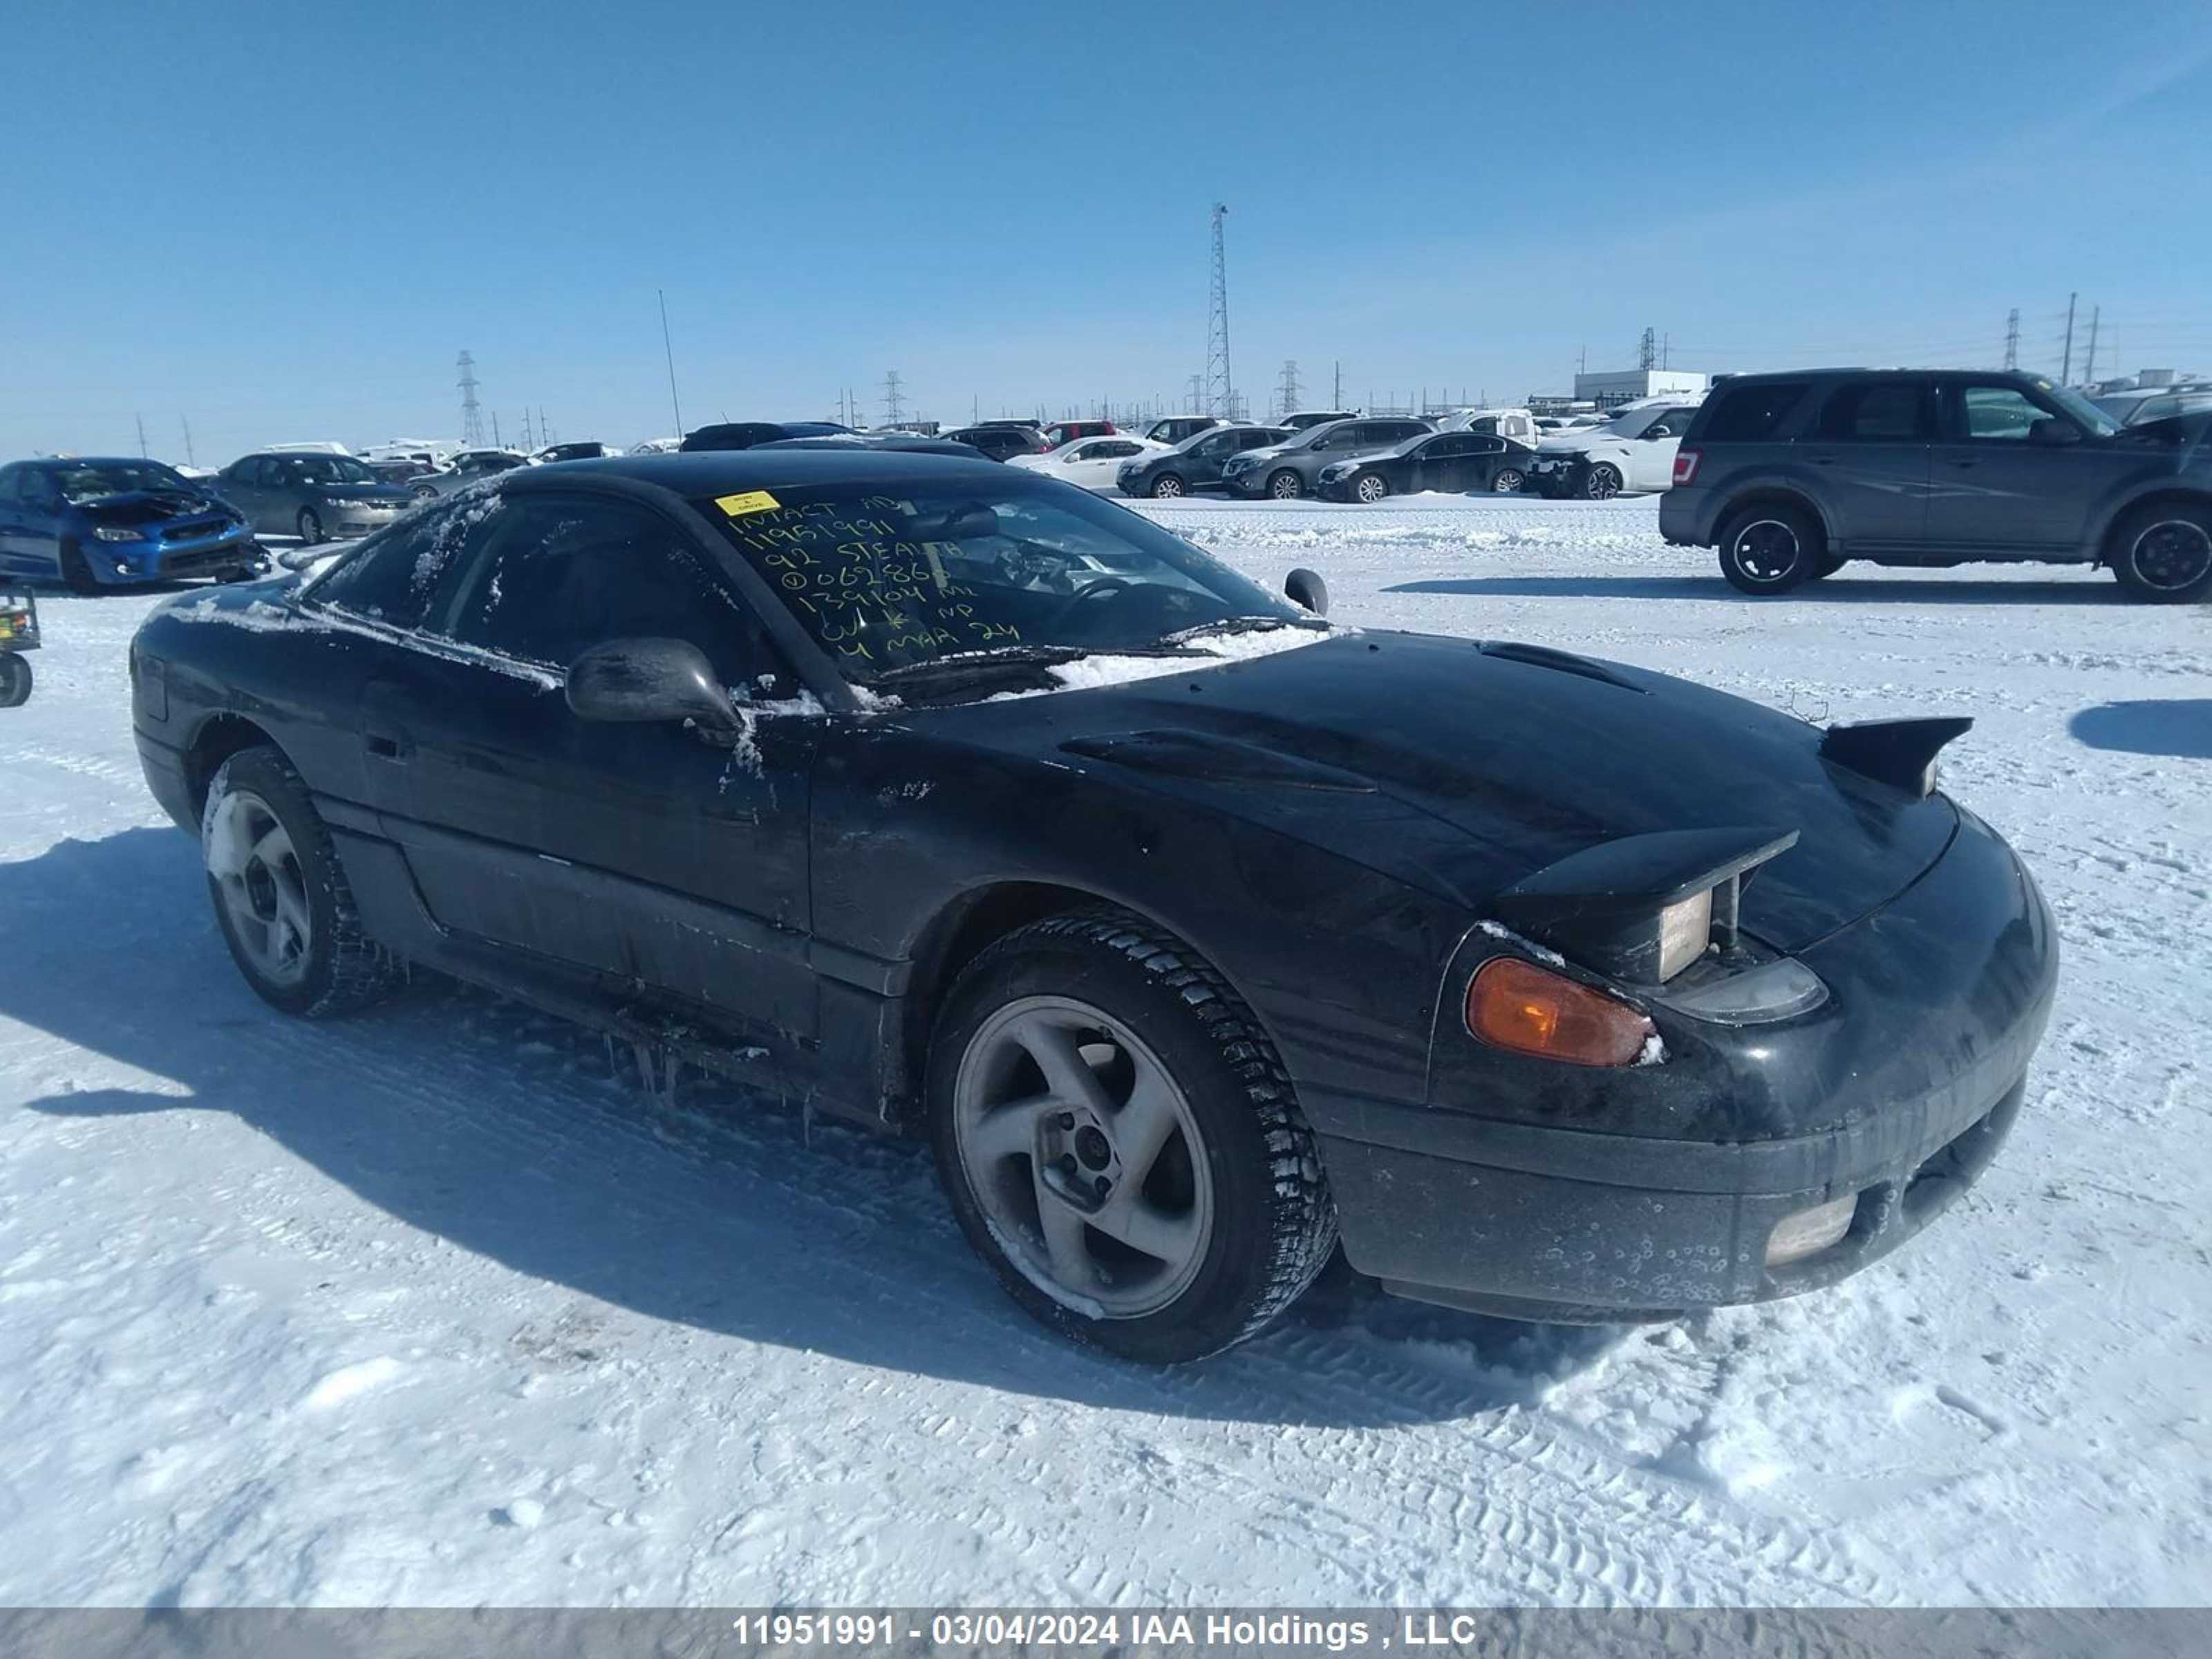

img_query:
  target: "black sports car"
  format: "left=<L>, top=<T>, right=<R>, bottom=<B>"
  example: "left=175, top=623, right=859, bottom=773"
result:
left=129, top=452, right=2056, bottom=1362
left=1317, top=430, right=1537, bottom=502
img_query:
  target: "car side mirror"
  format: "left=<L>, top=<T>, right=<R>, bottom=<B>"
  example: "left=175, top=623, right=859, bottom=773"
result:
left=566, top=637, right=742, bottom=740
left=1284, top=568, right=1329, bottom=617
left=2028, top=418, right=2081, bottom=447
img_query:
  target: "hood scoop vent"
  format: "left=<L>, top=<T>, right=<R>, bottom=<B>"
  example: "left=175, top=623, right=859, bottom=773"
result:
left=1059, top=729, right=1376, bottom=792
left=1476, top=639, right=1645, bottom=693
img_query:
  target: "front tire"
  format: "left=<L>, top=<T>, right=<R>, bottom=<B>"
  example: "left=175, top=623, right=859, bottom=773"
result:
left=2110, top=503, right=2212, bottom=603
left=203, top=746, right=400, bottom=1018
left=928, top=910, right=1337, bottom=1364
left=1353, top=471, right=1389, bottom=504
left=1582, top=462, right=1623, bottom=500
left=297, top=507, right=326, bottom=545
left=1149, top=473, right=1187, bottom=499
left=1717, top=503, right=1824, bottom=595
left=1267, top=469, right=1304, bottom=500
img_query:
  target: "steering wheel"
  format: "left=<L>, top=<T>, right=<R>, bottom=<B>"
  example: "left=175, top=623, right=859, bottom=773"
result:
left=1042, top=575, right=1138, bottom=632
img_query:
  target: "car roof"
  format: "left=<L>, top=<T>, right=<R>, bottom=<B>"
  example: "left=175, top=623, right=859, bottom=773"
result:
left=507, top=449, right=1011, bottom=497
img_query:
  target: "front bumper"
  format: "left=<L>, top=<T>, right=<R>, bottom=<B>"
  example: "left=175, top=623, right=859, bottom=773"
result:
left=1221, top=468, right=1269, bottom=497
left=326, top=503, right=409, bottom=538
left=93, top=525, right=254, bottom=584
left=1525, top=454, right=1587, bottom=498
left=1312, top=811, right=2059, bottom=1320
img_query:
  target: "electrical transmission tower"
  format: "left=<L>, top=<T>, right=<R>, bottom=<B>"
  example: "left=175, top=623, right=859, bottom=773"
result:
left=1185, top=373, right=1204, bottom=415
left=882, top=369, right=905, bottom=428
left=1638, top=328, right=1658, bottom=371
left=457, top=352, right=485, bottom=446
left=1206, top=203, right=1233, bottom=418
left=2004, top=308, right=2020, bottom=370
left=1277, top=359, right=1300, bottom=418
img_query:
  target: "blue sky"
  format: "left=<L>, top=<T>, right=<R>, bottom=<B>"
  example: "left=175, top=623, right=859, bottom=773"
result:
left=9, top=0, right=2212, bottom=461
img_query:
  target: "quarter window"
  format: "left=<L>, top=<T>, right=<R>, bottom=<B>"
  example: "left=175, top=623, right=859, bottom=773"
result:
left=1700, top=383, right=1808, bottom=442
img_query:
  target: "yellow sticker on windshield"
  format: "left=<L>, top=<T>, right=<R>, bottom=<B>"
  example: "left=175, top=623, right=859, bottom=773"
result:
left=715, top=489, right=781, bottom=517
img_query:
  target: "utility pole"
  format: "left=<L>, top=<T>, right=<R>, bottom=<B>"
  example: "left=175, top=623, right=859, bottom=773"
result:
left=135, top=413, right=148, bottom=458
left=179, top=415, right=195, bottom=467
left=657, top=290, right=685, bottom=438
left=2004, top=308, right=2020, bottom=371
left=1662, top=332, right=1671, bottom=370
left=2061, top=292, right=2078, bottom=383
left=539, top=406, right=550, bottom=448
left=491, top=411, right=502, bottom=447
left=1333, top=360, right=1342, bottom=407
left=883, top=369, right=905, bottom=427
left=2082, top=306, right=2101, bottom=386
left=1206, top=203, right=1233, bottom=417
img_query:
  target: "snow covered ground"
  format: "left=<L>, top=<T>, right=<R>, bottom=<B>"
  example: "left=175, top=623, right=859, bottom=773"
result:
left=1, top=494, right=2206, bottom=1607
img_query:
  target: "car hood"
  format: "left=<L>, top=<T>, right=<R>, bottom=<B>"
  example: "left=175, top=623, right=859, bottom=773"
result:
left=76, top=489, right=229, bottom=526
left=924, top=631, right=1958, bottom=953
left=1537, top=429, right=1617, bottom=454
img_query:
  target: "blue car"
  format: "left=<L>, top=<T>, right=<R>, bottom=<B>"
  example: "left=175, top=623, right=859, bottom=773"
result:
left=0, top=457, right=259, bottom=590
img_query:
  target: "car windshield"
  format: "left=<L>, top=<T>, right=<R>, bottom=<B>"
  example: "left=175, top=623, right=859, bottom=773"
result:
left=51, top=461, right=194, bottom=503
left=289, top=456, right=382, bottom=485
left=700, top=477, right=1304, bottom=684
left=2030, top=380, right=2121, bottom=438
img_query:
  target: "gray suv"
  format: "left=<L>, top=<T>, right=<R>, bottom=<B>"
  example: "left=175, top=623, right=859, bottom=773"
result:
left=1661, top=368, right=2212, bottom=602
left=1220, top=417, right=1433, bottom=500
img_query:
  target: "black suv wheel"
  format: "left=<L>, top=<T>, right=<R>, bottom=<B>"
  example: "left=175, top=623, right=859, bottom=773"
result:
left=2110, top=503, right=2212, bottom=603
left=1717, top=503, right=1825, bottom=595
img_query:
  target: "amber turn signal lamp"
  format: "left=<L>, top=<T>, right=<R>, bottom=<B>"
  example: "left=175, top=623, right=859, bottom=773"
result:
left=1466, top=957, right=1656, bottom=1067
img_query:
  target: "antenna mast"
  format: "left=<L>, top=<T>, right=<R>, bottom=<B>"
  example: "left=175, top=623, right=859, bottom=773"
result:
left=1206, top=204, right=1233, bottom=418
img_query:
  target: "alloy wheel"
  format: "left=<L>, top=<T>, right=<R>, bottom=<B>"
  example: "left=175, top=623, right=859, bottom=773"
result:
left=1584, top=465, right=1622, bottom=500
left=952, top=995, right=1213, bottom=1318
left=2129, top=519, right=2212, bottom=592
left=1732, top=519, right=1803, bottom=584
left=1268, top=471, right=1303, bottom=500
left=1354, top=473, right=1388, bottom=503
left=206, top=788, right=313, bottom=988
left=1494, top=469, right=1525, bottom=494
left=1152, top=474, right=1185, bottom=498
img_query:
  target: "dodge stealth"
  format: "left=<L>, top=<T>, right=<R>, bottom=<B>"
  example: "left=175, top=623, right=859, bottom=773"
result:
left=129, top=452, right=2056, bottom=1362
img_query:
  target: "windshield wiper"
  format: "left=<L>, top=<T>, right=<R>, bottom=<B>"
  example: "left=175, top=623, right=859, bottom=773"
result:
left=870, top=641, right=1197, bottom=695
left=1165, top=615, right=1324, bottom=644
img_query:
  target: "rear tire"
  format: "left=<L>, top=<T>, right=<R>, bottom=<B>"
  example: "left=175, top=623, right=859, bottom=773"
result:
left=1267, top=469, right=1304, bottom=500
left=928, top=909, right=1338, bottom=1364
left=203, top=746, right=400, bottom=1018
left=1717, top=503, right=1824, bottom=595
left=1493, top=467, right=1526, bottom=494
left=0, top=654, right=30, bottom=708
left=2110, top=503, right=2212, bottom=603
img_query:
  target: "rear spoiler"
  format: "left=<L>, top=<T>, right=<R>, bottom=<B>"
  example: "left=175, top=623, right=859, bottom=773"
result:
left=1821, top=717, right=1972, bottom=798
left=1494, top=825, right=1799, bottom=984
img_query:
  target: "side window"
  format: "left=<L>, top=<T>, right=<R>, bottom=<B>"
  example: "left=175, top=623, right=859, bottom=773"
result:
left=1702, top=383, right=1808, bottom=442
left=440, top=497, right=769, bottom=688
left=1423, top=436, right=1474, bottom=458
left=1817, top=382, right=1933, bottom=442
left=308, top=496, right=502, bottom=628
left=1958, top=384, right=2048, bottom=441
left=1098, top=441, right=1141, bottom=459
